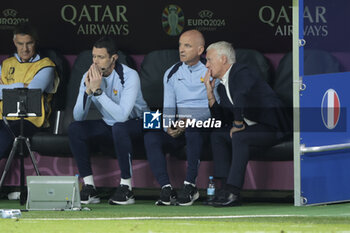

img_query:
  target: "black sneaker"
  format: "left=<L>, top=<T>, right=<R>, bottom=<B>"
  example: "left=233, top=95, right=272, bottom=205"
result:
left=155, top=186, right=177, bottom=206
left=202, top=189, right=225, bottom=206
left=213, top=190, right=241, bottom=207
left=80, top=184, right=100, bottom=204
left=177, top=184, right=199, bottom=206
left=108, top=185, right=135, bottom=205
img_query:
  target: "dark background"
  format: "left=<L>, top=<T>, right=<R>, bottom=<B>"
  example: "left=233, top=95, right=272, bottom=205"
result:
left=0, top=0, right=348, bottom=55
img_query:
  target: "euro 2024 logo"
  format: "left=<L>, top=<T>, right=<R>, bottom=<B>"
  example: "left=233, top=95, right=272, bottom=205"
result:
left=161, top=4, right=185, bottom=36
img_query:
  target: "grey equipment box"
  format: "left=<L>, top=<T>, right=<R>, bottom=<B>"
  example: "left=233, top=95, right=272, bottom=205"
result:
left=26, top=176, right=81, bottom=210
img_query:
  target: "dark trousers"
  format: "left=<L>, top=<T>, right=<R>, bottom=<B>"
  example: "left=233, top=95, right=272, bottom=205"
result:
left=0, top=120, right=38, bottom=159
left=144, top=128, right=205, bottom=187
left=211, top=124, right=280, bottom=189
left=68, top=118, right=143, bottom=179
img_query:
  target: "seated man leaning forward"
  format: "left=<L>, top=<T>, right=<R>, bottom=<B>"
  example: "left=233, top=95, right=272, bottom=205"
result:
left=204, top=41, right=291, bottom=207
left=68, top=36, right=149, bottom=205
left=0, top=23, right=58, bottom=160
left=144, top=29, right=219, bottom=206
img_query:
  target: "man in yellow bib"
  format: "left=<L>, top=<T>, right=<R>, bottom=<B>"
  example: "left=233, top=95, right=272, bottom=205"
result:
left=0, top=23, right=58, bottom=159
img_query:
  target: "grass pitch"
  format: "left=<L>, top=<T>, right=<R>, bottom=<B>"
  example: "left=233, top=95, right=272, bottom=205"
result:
left=1, top=199, right=350, bottom=232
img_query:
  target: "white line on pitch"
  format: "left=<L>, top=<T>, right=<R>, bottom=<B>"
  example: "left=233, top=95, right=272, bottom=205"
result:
left=22, top=215, right=310, bottom=221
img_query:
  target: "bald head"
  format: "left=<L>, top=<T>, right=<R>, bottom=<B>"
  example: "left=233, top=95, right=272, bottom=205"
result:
left=178, top=30, right=205, bottom=66
left=180, top=29, right=205, bottom=47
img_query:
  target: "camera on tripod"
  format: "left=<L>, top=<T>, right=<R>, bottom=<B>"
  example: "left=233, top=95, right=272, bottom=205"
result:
left=0, top=88, right=42, bottom=205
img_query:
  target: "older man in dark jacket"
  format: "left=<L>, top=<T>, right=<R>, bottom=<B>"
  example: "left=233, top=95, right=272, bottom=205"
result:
left=204, top=41, right=291, bottom=207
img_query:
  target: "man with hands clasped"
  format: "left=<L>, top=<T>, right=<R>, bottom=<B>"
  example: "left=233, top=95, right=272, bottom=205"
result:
left=203, top=41, right=291, bottom=207
left=68, top=36, right=149, bottom=205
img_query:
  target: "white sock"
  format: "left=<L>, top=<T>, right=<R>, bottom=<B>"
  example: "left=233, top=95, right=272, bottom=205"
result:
left=120, top=178, right=132, bottom=190
left=83, top=175, right=95, bottom=188
left=184, top=181, right=195, bottom=187
left=162, top=184, right=172, bottom=189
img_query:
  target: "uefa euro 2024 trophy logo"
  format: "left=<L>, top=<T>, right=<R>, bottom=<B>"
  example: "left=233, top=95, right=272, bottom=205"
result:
left=161, top=4, right=185, bottom=36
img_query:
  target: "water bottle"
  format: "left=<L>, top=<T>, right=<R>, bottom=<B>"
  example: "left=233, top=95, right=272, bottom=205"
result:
left=0, top=209, right=22, bottom=219
left=207, top=176, right=215, bottom=201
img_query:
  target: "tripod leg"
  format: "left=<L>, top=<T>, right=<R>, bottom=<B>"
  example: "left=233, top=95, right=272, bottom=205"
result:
left=24, top=138, right=40, bottom=176
left=0, top=138, right=19, bottom=189
left=20, top=152, right=26, bottom=205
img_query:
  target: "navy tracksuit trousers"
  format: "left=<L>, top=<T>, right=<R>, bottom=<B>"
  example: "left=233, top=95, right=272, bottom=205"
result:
left=68, top=118, right=143, bottom=179
left=144, top=128, right=205, bottom=187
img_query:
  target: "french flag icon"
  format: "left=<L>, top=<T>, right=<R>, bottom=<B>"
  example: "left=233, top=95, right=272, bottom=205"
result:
left=321, top=89, right=340, bottom=130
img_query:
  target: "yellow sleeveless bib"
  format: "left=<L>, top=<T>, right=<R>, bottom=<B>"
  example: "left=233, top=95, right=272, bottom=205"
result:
left=0, top=56, right=57, bottom=127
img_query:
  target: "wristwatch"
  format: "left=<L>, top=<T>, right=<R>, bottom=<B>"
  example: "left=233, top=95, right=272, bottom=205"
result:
left=93, top=88, right=103, bottom=96
left=232, top=121, right=244, bottom=128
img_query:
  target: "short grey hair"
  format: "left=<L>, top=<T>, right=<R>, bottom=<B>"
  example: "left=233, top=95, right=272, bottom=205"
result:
left=206, top=41, right=236, bottom=64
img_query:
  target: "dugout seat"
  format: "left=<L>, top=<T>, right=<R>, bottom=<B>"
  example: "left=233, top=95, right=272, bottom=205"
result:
left=39, top=49, right=71, bottom=133
left=30, top=49, right=139, bottom=158
left=39, top=49, right=70, bottom=113
left=235, top=48, right=274, bottom=85
left=139, top=49, right=179, bottom=110
left=274, top=49, right=341, bottom=109
left=249, top=49, right=342, bottom=161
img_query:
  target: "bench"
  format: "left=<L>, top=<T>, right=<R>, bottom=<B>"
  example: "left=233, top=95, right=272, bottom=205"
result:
left=3, top=48, right=342, bottom=189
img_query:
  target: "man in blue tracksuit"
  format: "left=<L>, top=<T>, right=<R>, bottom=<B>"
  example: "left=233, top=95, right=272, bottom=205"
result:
left=68, top=36, right=149, bottom=205
left=144, top=30, right=219, bottom=206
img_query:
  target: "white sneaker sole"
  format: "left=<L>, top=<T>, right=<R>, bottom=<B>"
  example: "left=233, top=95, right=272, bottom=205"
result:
left=81, top=196, right=100, bottom=204
left=155, top=196, right=177, bottom=206
left=178, top=192, right=199, bottom=206
left=155, top=200, right=171, bottom=206
left=109, top=198, right=135, bottom=205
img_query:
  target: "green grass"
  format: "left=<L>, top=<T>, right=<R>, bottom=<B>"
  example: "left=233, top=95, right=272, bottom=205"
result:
left=1, top=199, right=350, bottom=232
left=2, top=219, right=350, bottom=233
left=1, top=200, right=349, bottom=219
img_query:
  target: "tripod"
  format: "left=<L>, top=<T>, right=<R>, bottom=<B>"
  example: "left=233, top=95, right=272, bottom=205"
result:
left=0, top=116, right=40, bottom=205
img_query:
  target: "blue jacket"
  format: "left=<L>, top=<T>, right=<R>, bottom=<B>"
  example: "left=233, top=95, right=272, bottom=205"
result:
left=163, top=60, right=219, bottom=130
left=73, top=63, right=149, bottom=125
